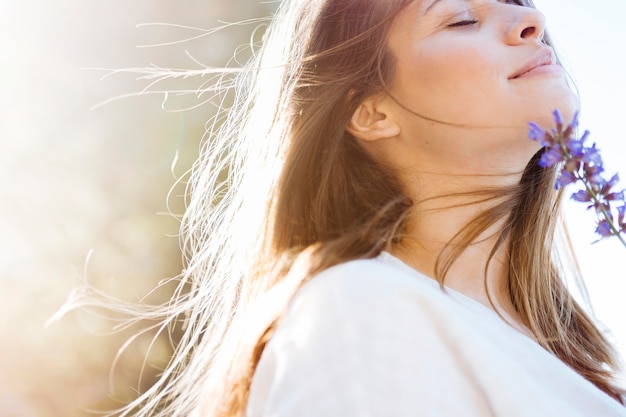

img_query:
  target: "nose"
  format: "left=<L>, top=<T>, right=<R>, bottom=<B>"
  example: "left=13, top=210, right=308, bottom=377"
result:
left=503, top=6, right=546, bottom=45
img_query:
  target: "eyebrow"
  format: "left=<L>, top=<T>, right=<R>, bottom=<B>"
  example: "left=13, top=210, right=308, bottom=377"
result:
left=424, top=0, right=446, bottom=14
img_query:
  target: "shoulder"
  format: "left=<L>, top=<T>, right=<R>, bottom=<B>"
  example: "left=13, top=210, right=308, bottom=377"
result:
left=287, top=253, right=450, bottom=320
left=296, top=253, right=442, bottom=302
left=248, top=254, right=490, bottom=416
left=270, top=253, right=464, bottom=350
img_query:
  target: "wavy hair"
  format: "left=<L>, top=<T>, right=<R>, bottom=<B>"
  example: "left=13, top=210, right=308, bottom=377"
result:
left=103, top=0, right=624, bottom=415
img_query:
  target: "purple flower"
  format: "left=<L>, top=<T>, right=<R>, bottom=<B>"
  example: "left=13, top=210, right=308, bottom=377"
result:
left=579, top=129, right=590, bottom=143
left=529, top=109, right=626, bottom=246
left=566, top=139, right=585, bottom=158
left=571, top=190, right=591, bottom=203
left=539, top=147, right=563, bottom=168
left=596, top=220, right=613, bottom=237
left=553, top=109, right=563, bottom=128
left=528, top=122, right=546, bottom=143
left=583, top=143, right=603, bottom=167
left=608, top=190, right=626, bottom=202
left=593, top=201, right=611, bottom=215
left=606, top=173, right=620, bottom=188
left=584, top=165, right=606, bottom=188
left=556, top=171, right=576, bottom=188
left=569, top=111, right=580, bottom=129
left=563, top=160, right=580, bottom=175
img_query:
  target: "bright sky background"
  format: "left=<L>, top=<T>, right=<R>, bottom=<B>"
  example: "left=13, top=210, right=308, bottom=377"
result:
left=534, top=0, right=626, bottom=378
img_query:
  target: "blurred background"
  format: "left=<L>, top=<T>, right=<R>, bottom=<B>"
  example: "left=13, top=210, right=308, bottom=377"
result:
left=0, top=0, right=624, bottom=416
left=1, top=1, right=275, bottom=415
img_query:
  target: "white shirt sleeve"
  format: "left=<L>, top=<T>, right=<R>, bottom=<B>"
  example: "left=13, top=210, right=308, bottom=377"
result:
left=246, top=260, right=494, bottom=417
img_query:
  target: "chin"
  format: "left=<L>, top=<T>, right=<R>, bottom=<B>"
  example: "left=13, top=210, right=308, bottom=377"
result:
left=536, top=90, right=580, bottom=127
left=515, top=82, right=579, bottom=129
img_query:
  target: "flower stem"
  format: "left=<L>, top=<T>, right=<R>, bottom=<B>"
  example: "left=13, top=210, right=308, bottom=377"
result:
left=556, top=132, right=626, bottom=248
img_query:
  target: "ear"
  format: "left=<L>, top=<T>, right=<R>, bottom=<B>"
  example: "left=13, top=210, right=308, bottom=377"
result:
left=347, top=95, right=401, bottom=142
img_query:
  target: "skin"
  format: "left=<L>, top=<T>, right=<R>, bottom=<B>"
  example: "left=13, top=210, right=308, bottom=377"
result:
left=348, top=0, right=578, bottom=333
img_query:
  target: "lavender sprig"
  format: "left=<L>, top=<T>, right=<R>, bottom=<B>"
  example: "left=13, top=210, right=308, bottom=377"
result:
left=528, top=110, right=626, bottom=247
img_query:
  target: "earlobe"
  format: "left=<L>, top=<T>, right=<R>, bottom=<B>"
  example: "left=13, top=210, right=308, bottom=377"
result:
left=347, top=97, right=401, bottom=142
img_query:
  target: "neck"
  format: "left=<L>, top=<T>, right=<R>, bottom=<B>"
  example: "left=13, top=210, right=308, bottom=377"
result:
left=390, top=170, right=523, bottom=323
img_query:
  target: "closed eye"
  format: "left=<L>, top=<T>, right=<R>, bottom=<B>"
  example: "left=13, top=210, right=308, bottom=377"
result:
left=447, top=19, right=478, bottom=28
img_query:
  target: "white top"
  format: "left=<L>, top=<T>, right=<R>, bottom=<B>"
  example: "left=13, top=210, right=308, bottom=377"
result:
left=247, top=252, right=626, bottom=416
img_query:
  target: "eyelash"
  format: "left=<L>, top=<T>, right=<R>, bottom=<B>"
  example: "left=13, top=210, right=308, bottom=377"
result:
left=447, top=19, right=478, bottom=28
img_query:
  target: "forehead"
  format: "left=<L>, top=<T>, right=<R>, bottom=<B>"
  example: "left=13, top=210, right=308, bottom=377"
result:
left=385, top=0, right=438, bottom=38
left=390, top=0, right=531, bottom=28
left=409, top=0, right=528, bottom=13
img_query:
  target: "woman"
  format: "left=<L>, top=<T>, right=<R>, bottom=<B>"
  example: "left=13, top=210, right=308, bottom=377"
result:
left=121, top=0, right=626, bottom=415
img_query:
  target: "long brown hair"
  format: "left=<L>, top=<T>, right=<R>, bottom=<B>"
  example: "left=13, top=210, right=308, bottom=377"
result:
left=113, top=0, right=623, bottom=415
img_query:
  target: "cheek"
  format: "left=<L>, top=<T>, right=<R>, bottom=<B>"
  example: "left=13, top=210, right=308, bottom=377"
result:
left=392, top=44, right=505, bottom=120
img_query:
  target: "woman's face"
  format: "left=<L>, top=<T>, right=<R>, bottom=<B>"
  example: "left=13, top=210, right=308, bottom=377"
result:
left=381, top=0, right=578, bottom=174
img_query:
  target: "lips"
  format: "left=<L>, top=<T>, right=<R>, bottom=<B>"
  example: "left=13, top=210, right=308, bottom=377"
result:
left=510, top=48, right=558, bottom=79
